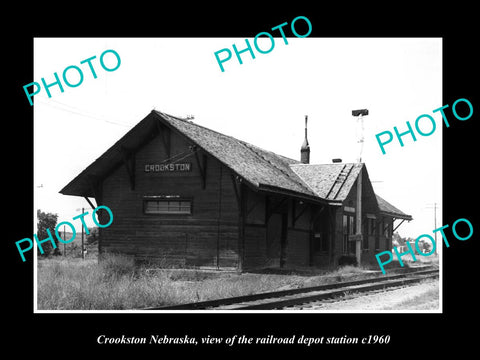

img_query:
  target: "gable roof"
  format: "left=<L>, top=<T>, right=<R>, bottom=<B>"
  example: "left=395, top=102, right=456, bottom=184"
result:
left=59, top=110, right=412, bottom=220
left=290, top=163, right=412, bottom=219
left=154, top=111, right=319, bottom=200
left=60, top=110, right=320, bottom=202
left=289, top=163, right=363, bottom=202
left=376, top=194, right=413, bottom=220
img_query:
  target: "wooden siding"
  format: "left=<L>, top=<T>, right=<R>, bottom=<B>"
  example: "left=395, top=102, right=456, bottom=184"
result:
left=331, top=167, right=395, bottom=266
left=361, top=216, right=393, bottom=264
left=100, top=130, right=239, bottom=269
left=285, top=228, right=309, bottom=267
left=243, top=224, right=267, bottom=268
left=96, top=128, right=396, bottom=271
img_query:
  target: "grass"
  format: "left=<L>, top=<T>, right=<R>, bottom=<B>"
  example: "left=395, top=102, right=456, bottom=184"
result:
left=380, top=279, right=439, bottom=310
left=36, top=252, right=438, bottom=310
left=37, top=254, right=234, bottom=310
left=37, top=253, right=312, bottom=310
left=379, top=252, right=439, bottom=274
left=310, top=277, right=439, bottom=311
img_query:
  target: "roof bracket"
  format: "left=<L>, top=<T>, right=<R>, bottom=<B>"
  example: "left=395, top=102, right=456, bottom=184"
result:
left=246, top=195, right=262, bottom=217
left=120, top=146, right=136, bottom=191
left=393, top=218, right=406, bottom=232
left=156, top=121, right=171, bottom=159
left=87, top=175, right=103, bottom=205
left=310, top=204, right=325, bottom=224
left=293, top=201, right=310, bottom=226
left=84, top=197, right=97, bottom=211
left=266, top=197, right=288, bottom=222
left=194, top=151, right=207, bottom=189
left=231, top=173, right=243, bottom=212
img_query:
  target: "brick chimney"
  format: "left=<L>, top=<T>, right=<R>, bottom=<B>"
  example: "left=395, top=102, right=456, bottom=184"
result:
left=300, top=115, right=310, bottom=164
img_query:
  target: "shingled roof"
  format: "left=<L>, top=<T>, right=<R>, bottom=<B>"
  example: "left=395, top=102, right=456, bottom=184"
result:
left=376, top=194, right=412, bottom=220
left=60, top=110, right=412, bottom=220
left=60, top=110, right=320, bottom=201
left=289, top=163, right=363, bottom=202
left=155, top=111, right=319, bottom=200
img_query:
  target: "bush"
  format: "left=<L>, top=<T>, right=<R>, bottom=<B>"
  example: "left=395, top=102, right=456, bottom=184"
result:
left=338, top=255, right=357, bottom=267
left=37, top=210, right=58, bottom=257
left=87, top=227, right=99, bottom=245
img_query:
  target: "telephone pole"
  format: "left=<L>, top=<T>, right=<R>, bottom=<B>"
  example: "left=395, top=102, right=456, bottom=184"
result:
left=76, top=207, right=86, bottom=259
left=425, top=202, right=438, bottom=255
left=352, top=109, right=369, bottom=266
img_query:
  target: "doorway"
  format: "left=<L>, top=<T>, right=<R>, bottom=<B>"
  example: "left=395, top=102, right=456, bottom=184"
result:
left=266, top=211, right=288, bottom=268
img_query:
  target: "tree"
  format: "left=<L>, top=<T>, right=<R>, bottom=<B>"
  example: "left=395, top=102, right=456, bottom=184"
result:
left=392, top=232, right=406, bottom=247
left=87, top=227, right=99, bottom=245
left=36, top=209, right=58, bottom=257
left=421, top=240, right=433, bottom=254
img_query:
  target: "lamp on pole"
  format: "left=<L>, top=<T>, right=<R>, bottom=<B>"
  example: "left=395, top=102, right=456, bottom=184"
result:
left=352, top=109, right=369, bottom=266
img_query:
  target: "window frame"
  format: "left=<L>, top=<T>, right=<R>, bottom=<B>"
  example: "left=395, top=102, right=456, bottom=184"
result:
left=143, top=195, right=193, bottom=215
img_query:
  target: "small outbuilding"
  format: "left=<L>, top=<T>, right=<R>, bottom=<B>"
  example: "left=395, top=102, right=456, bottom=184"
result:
left=60, top=110, right=412, bottom=271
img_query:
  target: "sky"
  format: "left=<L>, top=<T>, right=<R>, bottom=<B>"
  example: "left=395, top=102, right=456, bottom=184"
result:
left=33, top=37, right=442, bottom=239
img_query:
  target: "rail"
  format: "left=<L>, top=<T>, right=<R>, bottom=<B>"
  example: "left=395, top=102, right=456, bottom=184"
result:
left=142, top=267, right=439, bottom=310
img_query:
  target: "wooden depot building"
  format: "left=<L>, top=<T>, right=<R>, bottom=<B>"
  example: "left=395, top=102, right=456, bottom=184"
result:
left=60, top=110, right=412, bottom=271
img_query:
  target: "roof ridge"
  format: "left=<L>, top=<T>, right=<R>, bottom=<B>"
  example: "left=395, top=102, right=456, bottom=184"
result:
left=240, top=141, right=315, bottom=195
left=155, top=111, right=236, bottom=140
left=238, top=140, right=300, bottom=164
left=240, top=141, right=290, bottom=175
left=290, top=162, right=359, bottom=166
left=155, top=112, right=234, bottom=145
left=156, top=110, right=299, bottom=161
left=154, top=110, right=316, bottom=196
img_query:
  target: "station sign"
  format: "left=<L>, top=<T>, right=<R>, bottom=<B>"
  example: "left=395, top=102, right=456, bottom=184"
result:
left=144, top=163, right=192, bottom=172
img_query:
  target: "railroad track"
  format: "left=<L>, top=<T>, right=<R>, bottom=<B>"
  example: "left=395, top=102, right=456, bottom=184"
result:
left=144, top=267, right=439, bottom=310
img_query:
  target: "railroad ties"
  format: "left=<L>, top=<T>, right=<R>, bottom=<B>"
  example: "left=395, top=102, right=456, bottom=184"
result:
left=143, top=266, right=439, bottom=310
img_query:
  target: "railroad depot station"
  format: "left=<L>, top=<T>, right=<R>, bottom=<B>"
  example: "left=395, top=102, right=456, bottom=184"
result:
left=60, top=110, right=412, bottom=271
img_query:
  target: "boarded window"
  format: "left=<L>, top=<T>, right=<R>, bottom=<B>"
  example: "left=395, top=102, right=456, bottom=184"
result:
left=144, top=198, right=192, bottom=215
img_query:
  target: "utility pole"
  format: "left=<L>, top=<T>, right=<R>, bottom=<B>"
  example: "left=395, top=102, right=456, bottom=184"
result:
left=82, top=207, right=85, bottom=260
left=353, top=109, right=368, bottom=163
left=76, top=207, right=86, bottom=260
left=425, top=202, right=438, bottom=255
left=352, top=109, right=369, bottom=266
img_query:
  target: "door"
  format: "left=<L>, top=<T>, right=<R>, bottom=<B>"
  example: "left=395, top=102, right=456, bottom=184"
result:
left=266, top=211, right=288, bottom=267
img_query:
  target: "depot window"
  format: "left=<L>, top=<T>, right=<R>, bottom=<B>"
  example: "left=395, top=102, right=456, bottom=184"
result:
left=143, top=196, right=192, bottom=215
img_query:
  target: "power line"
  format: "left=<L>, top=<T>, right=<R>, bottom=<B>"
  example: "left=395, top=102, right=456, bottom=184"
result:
left=154, top=147, right=199, bottom=166
left=35, top=96, right=133, bottom=128
left=170, top=147, right=199, bottom=164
